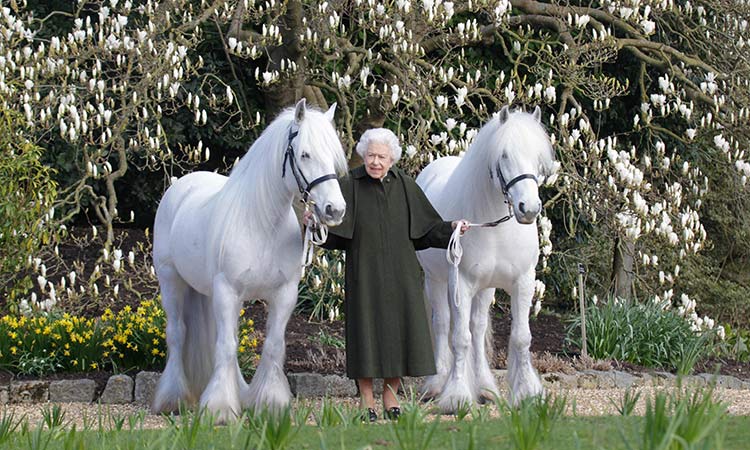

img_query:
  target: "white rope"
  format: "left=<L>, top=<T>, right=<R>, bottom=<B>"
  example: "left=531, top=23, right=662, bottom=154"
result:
left=446, top=218, right=510, bottom=307
left=302, top=204, right=328, bottom=267
left=447, top=220, right=470, bottom=308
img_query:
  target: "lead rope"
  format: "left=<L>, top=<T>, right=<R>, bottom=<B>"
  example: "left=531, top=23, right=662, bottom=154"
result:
left=302, top=203, right=328, bottom=268
left=446, top=213, right=514, bottom=308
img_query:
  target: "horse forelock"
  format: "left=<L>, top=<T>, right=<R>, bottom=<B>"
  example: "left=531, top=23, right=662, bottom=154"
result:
left=491, top=110, right=554, bottom=176
left=294, top=108, right=348, bottom=176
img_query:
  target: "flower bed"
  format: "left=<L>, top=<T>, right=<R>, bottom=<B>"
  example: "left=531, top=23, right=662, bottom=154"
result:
left=0, top=299, right=257, bottom=376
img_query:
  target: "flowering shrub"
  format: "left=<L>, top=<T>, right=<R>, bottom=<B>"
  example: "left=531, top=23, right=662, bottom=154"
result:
left=238, top=308, right=260, bottom=374
left=0, top=313, right=104, bottom=375
left=0, top=299, right=257, bottom=376
left=0, top=108, right=58, bottom=303
left=99, top=301, right=166, bottom=372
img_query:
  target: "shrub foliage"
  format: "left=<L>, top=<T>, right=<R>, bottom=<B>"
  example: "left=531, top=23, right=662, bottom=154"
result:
left=566, top=297, right=710, bottom=371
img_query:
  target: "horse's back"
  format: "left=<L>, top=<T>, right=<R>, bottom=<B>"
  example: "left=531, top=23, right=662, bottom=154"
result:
left=153, top=172, right=227, bottom=268
left=415, top=156, right=461, bottom=279
left=416, top=156, right=461, bottom=215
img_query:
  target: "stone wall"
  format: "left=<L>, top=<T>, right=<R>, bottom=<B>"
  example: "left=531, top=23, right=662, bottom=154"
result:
left=1, top=370, right=748, bottom=405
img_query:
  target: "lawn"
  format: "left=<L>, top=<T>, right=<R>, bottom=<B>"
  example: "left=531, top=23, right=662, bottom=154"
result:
left=1, top=390, right=747, bottom=450
left=2, top=416, right=749, bottom=449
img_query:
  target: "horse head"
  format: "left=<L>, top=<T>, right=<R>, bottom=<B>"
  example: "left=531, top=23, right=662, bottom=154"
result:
left=284, top=99, right=347, bottom=226
left=490, top=105, right=556, bottom=224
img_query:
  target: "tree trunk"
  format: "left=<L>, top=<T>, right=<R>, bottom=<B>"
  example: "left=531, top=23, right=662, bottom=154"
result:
left=262, top=0, right=306, bottom=117
left=611, top=236, right=635, bottom=300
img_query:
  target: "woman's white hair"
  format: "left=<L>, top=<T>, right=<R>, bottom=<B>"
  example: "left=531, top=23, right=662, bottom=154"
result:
left=355, top=128, right=402, bottom=162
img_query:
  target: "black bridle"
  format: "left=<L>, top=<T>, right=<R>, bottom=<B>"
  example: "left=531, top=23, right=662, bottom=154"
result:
left=485, top=163, right=538, bottom=226
left=282, top=129, right=338, bottom=202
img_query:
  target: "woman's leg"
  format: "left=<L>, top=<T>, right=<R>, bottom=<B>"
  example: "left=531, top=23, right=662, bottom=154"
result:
left=383, top=377, right=401, bottom=409
left=358, top=378, right=375, bottom=409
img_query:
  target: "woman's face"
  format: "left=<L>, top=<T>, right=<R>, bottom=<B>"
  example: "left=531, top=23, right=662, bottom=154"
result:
left=364, top=142, right=394, bottom=180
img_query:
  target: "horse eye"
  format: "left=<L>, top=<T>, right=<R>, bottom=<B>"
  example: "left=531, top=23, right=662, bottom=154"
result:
left=301, top=151, right=311, bottom=159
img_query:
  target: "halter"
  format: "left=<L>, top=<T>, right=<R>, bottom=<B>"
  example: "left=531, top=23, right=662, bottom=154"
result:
left=281, top=128, right=338, bottom=267
left=282, top=129, right=338, bottom=202
left=446, top=163, right=539, bottom=307
left=485, top=163, right=539, bottom=226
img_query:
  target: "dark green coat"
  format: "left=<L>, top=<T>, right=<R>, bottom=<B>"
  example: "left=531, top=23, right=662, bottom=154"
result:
left=322, top=165, right=453, bottom=379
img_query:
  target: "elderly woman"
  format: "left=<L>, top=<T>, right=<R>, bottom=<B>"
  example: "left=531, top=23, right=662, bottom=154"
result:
left=318, top=128, right=468, bottom=422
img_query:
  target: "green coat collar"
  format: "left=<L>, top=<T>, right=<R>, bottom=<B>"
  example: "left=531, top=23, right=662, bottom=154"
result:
left=351, top=165, right=402, bottom=181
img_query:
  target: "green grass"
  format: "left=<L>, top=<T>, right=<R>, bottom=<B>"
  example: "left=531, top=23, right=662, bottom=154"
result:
left=1, top=415, right=749, bottom=449
left=0, top=387, right=742, bottom=449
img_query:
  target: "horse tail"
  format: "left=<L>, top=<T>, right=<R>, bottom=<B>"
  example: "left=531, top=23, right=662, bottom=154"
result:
left=182, top=288, right=216, bottom=400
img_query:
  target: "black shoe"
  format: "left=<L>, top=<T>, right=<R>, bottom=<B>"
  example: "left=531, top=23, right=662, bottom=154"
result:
left=385, top=406, right=401, bottom=421
left=362, top=408, right=377, bottom=423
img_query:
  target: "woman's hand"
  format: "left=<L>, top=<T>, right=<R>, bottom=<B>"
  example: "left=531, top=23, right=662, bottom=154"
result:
left=303, top=210, right=313, bottom=226
left=451, top=220, right=470, bottom=235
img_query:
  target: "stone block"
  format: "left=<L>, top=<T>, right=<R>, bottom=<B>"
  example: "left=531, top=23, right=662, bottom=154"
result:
left=576, top=371, right=600, bottom=389
left=100, top=374, right=134, bottom=404
left=135, top=371, right=161, bottom=405
left=49, top=379, right=97, bottom=403
left=289, top=372, right=324, bottom=397
left=698, top=374, right=744, bottom=389
left=651, top=371, right=676, bottom=387
left=0, top=385, right=8, bottom=404
left=10, top=380, right=49, bottom=403
left=679, top=375, right=707, bottom=388
left=631, top=372, right=652, bottom=387
left=288, top=373, right=356, bottom=398
left=611, top=371, right=641, bottom=389
left=585, top=370, right=616, bottom=388
left=541, top=372, right=577, bottom=390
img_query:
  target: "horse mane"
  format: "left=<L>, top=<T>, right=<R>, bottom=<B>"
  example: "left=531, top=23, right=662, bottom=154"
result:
left=206, top=106, right=347, bottom=271
left=444, top=109, right=555, bottom=221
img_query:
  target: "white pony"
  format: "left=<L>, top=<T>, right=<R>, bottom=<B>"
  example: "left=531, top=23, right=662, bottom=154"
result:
left=416, top=106, right=557, bottom=412
left=151, top=100, right=347, bottom=423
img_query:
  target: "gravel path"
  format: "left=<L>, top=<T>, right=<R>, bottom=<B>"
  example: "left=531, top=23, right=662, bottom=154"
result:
left=4, top=387, right=750, bottom=429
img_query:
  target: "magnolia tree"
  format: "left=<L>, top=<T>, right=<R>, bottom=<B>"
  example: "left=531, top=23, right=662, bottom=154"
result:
left=0, top=0, right=252, bottom=312
left=0, top=0, right=245, bottom=245
left=224, top=0, right=750, bottom=330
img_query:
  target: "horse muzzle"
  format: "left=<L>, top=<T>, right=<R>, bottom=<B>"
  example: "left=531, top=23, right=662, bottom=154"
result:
left=515, top=199, right=542, bottom=224
left=318, top=202, right=345, bottom=226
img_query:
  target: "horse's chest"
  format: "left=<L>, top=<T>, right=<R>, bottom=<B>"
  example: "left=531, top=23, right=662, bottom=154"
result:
left=222, top=230, right=301, bottom=295
left=465, top=230, right=538, bottom=285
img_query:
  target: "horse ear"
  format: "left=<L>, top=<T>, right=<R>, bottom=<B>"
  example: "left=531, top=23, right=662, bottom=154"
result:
left=324, top=102, right=337, bottom=123
left=498, top=105, right=510, bottom=124
left=294, top=98, right=307, bottom=124
left=532, top=105, right=542, bottom=122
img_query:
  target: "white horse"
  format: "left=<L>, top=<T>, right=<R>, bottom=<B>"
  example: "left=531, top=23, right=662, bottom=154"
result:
left=151, top=99, right=347, bottom=423
left=416, top=106, right=557, bottom=412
